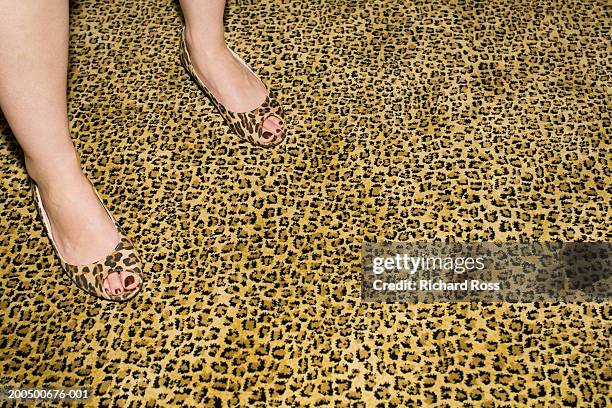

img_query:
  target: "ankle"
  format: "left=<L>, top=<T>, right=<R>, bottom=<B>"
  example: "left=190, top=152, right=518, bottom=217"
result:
left=184, top=26, right=227, bottom=59
left=25, top=152, right=85, bottom=190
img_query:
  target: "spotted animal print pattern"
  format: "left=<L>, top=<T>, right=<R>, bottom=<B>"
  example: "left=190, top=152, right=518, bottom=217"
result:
left=31, top=184, right=144, bottom=302
left=0, top=0, right=610, bottom=406
left=63, top=234, right=143, bottom=302
left=181, top=28, right=286, bottom=148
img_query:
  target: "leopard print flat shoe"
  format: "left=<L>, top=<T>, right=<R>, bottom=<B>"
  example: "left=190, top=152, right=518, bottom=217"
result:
left=32, top=181, right=144, bottom=302
left=180, top=27, right=286, bottom=148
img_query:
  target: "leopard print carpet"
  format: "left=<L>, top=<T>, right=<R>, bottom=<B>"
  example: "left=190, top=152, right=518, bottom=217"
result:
left=1, top=0, right=610, bottom=406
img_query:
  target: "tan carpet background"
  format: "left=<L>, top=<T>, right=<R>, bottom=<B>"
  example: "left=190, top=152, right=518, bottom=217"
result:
left=1, top=0, right=610, bottom=406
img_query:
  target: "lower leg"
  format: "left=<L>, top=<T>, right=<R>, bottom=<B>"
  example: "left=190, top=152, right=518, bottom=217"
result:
left=180, top=0, right=226, bottom=55
left=0, top=0, right=79, bottom=180
left=179, top=0, right=283, bottom=140
left=0, top=0, right=137, bottom=293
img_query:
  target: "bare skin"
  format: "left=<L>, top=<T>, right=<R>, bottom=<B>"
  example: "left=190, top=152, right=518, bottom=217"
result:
left=0, top=0, right=138, bottom=295
left=0, top=0, right=281, bottom=295
left=180, top=0, right=284, bottom=142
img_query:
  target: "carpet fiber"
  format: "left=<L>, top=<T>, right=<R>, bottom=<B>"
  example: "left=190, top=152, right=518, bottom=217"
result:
left=1, top=0, right=610, bottom=406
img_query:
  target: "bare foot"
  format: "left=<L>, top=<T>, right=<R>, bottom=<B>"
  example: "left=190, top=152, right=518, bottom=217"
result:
left=27, top=158, right=140, bottom=295
left=185, top=31, right=284, bottom=144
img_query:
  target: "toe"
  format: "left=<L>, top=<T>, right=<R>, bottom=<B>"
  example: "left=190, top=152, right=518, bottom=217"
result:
left=103, top=279, right=111, bottom=295
left=260, top=128, right=276, bottom=143
left=106, top=272, right=123, bottom=296
left=260, top=116, right=284, bottom=144
left=120, top=270, right=140, bottom=291
left=268, top=115, right=282, bottom=128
